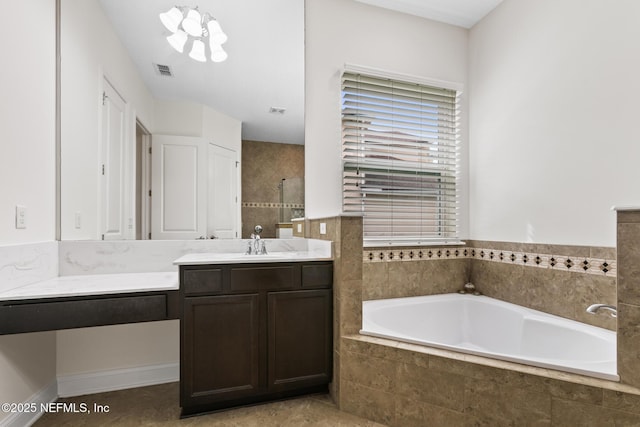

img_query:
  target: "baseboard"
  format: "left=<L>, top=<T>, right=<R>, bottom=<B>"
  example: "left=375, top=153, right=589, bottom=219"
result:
left=57, top=362, right=179, bottom=398
left=0, top=380, right=57, bottom=427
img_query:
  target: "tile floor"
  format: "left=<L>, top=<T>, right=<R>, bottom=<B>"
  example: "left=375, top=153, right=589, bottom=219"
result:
left=34, top=382, right=384, bottom=426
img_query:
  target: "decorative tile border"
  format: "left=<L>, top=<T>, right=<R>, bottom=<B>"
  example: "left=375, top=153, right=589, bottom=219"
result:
left=470, top=248, right=616, bottom=276
left=363, top=247, right=616, bottom=277
left=242, top=202, right=304, bottom=209
left=364, top=247, right=469, bottom=263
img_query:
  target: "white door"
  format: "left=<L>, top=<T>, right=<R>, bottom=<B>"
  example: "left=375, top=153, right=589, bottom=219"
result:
left=151, top=135, right=207, bottom=239
left=208, top=144, right=238, bottom=239
left=100, top=79, right=127, bottom=240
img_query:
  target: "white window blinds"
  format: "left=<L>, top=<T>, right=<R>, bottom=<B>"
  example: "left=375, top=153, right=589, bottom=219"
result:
left=341, top=71, right=461, bottom=244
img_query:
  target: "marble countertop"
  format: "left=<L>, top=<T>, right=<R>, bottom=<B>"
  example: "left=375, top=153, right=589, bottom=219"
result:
left=174, top=251, right=333, bottom=265
left=0, top=272, right=179, bottom=301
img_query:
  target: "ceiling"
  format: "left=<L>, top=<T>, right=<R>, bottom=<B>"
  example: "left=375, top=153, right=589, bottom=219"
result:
left=354, top=0, right=504, bottom=28
left=97, top=0, right=502, bottom=145
left=98, top=0, right=304, bottom=144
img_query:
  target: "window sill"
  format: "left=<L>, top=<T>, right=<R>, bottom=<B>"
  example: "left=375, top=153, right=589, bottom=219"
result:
left=363, top=239, right=466, bottom=248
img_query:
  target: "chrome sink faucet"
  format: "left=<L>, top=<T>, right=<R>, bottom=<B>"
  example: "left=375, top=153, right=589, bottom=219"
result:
left=246, top=225, right=268, bottom=255
left=586, top=303, right=617, bottom=318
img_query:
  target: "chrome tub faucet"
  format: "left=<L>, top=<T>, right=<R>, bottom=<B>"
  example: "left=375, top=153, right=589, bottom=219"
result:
left=586, top=304, right=617, bottom=318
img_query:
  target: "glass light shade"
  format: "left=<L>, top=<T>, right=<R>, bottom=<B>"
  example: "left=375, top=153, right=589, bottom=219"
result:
left=166, top=30, right=188, bottom=53
left=159, top=7, right=183, bottom=33
left=206, top=19, right=227, bottom=45
left=210, top=43, right=228, bottom=63
left=182, top=9, right=203, bottom=37
left=189, top=39, right=207, bottom=62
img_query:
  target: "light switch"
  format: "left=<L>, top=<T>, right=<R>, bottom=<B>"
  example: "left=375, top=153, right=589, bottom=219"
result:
left=320, top=222, right=327, bottom=235
left=297, top=223, right=302, bottom=233
left=15, top=205, right=26, bottom=229
left=75, top=212, right=82, bottom=229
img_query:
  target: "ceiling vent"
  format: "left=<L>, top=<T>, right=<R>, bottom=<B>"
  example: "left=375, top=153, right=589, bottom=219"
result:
left=153, top=63, right=173, bottom=77
left=269, top=107, right=286, bottom=115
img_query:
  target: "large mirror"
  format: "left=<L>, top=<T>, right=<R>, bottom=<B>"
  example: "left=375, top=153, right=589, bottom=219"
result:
left=59, top=0, right=304, bottom=241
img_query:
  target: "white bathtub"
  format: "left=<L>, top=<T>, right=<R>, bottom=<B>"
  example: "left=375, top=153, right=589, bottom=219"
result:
left=361, top=293, right=618, bottom=381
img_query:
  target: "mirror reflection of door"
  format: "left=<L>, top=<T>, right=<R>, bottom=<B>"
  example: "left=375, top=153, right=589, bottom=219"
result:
left=100, top=78, right=127, bottom=240
left=151, top=135, right=207, bottom=240
left=208, top=144, right=239, bottom=239
left=150, top=136, right=239, bottom=240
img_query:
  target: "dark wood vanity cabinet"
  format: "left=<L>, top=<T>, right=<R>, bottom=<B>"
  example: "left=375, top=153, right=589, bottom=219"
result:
left=179, top=261, right=332, bottom=416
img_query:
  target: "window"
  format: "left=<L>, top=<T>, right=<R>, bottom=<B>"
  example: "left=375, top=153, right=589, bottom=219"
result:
left=341, top=70, right=461, bottom=245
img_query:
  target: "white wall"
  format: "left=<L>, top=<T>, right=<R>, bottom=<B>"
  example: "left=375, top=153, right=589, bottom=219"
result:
left=304, top=0, right=469, bottom=239
left=0, top=0, right=56, bottom=243
left=469, top=0, right=640, bottom=247
left=0, top=1, right=57, bottom=423
left=0, top=333, right=57, bottom=418
left=60, top=0, right=156, bottom=240
left=154, top=100, right=204, bottom=137
left=154, top=100, right=242, bottom=153
left=56, top=321, right=179, bottom=377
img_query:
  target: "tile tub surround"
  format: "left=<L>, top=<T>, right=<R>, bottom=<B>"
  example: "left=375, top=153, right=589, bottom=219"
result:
left=616, top=209, right=640, bottom=389
left=307, top=216, right=364, bottom=407
left=467, top=240, right=617, bottom=331
left=341, top=335, right=640, bottom=427
left=304, top=215, right=637, bottom=424
left=363, top=241, right=617, bottom=330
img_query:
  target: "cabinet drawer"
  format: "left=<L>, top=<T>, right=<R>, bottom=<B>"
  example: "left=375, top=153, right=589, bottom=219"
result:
left=0, top=295, right=168, bottom=334
left=230, top=265, right=298, bottom=292
left=301, top=263, right=333, bottom=288
left=183, top=268, right=224, bottom=295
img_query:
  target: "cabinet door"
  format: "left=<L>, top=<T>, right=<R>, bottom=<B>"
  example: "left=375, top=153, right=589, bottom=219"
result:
left=267, top=289, right=332, bottom=392
left=182, top=294, right=260, bottom=408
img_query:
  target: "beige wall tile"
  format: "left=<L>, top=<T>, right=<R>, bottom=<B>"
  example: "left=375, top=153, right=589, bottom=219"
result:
left=470, top=259, right=615, bottom=329
left=388, top=261, right=422, bottom=296
left=340, top=380, right=395, bottom=426
left=465, top=376, right=551, bottom=426
left=551, top=398, right=640, bottom=426
left=342, top=337, right=403, bottom=362
left=617, top=303, right=640, bottom=387
left=572, top=273, right=617, bottom=330
left=339, top=283, right=362, bottom=335
left=340, top=249, right=362, bottom=282
left=362, top=262, right=389, bottom=300
left=421, top=258, right=469, bottom=294
left=394, top=396, right=465, bottom=427
left=330, top=350, right=340, bottom=404
left=617, top=210, right=640, bottom=224
left=544, top=378, right=604, bottom=405
left=617, top=222, right=640, bottom=305
left=241, top=140, right=304, bottom=238
left=590, top=246, right=617, bottom=260
left=242, top=207, right=278, bottom=238
left=603, top=389, right=640, bottom=414
left=396, top=362, right=465, bottom=412
left=342, top=351, right=396, bottom=392
left=308, top=217, right=340, bottom=243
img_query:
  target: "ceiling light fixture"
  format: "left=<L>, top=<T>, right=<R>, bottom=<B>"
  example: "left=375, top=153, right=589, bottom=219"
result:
left=159, top=6, right=228, bottom=63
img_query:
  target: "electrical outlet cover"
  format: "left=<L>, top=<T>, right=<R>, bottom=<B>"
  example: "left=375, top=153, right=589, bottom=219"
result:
left=16, top=205, right=26, bottom=229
